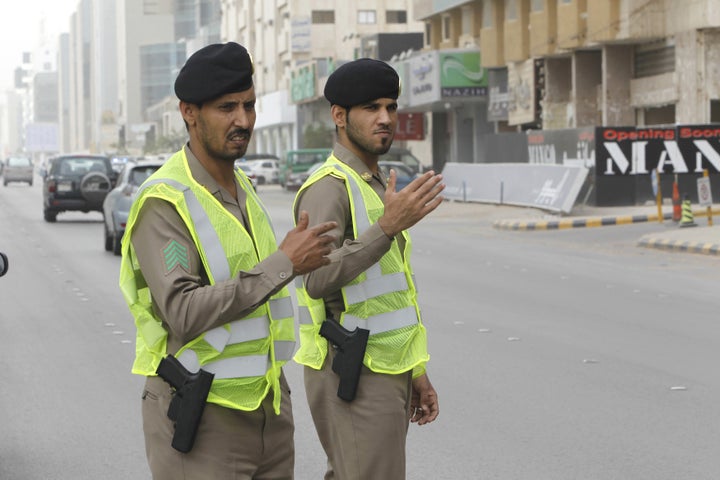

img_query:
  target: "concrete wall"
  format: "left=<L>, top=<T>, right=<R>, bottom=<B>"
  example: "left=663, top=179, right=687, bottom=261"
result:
left=602, top=45, right=633, bottom=126
left=573, top=51, right=601, bottom=127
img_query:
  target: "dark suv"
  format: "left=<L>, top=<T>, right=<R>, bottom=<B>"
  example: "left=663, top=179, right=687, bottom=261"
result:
left=42, top=154, right=117, bottom=222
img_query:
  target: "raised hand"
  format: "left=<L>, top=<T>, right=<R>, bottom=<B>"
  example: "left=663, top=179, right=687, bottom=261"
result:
left=377, top=169, right=445, bottom=238
left=279, top=210, right=337, bottom=275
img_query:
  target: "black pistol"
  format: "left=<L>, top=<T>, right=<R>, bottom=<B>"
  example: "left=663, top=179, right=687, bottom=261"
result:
left=319, top=320, right=369, bottom=402
left=155, top=354, right=214, bottom=453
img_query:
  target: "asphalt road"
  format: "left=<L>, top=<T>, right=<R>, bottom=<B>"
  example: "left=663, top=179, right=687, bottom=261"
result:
left=1, top=180, right=718, bottom=479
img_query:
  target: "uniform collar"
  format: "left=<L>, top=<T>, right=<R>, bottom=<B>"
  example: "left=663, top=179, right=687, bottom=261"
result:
left=332, top=143, right=386, bottom=187
left=183, top=143, right=240, bottom=203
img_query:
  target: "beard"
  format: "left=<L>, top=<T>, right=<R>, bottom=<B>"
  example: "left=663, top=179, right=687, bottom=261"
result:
left=345, top=113, right=393, bottom=156
left=197, top=115, right=251, bottom=164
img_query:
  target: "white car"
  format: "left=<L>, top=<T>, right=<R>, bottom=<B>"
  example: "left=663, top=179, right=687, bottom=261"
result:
left=243, top=156, right=279, bottom=185
left=234, top=162, right=258, bottom=191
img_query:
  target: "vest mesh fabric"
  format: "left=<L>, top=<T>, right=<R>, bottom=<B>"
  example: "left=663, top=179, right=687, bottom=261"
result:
left=120, top=149, right=293, bottom=413
left=293, top=155, right=429, bottom=375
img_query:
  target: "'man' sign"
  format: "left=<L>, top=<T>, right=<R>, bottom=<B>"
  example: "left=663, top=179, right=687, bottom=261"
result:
left=597, top=126, right=720, bottom=175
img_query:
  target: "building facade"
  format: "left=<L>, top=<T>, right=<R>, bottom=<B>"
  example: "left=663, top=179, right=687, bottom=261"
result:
left=220, top=0, right=426, bottom=161
left=412, top=0, right=720, bottom=163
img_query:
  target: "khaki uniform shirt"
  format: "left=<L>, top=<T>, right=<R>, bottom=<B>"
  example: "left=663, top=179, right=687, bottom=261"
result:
left=294, top=143, right=406, bottom=318
left=131, top=145, right=294, bottom=354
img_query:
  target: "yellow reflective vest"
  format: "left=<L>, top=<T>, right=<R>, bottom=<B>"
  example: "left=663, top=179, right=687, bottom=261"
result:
left=119, top=149, right=294, bottom=414
left=293, top=155, right=429, bottom=376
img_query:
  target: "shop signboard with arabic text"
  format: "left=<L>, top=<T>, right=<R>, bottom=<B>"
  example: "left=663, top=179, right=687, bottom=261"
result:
left=407, top=51, right=440, bottom=107
left=439, top=50, right=487, bottom=98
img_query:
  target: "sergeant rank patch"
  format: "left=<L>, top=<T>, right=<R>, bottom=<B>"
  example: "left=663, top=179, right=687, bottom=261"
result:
left=163, top=239, right=190, bottom=273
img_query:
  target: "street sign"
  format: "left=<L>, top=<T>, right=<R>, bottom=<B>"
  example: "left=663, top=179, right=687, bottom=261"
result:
left=697, top=177, right=713, bottom=207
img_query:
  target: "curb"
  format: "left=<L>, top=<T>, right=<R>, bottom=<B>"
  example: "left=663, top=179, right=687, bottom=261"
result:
left=493, top=209, right=720, bottom=231
left=637, top=237, right=720, bottom=256
left=493, top=213, right=672, bottom=231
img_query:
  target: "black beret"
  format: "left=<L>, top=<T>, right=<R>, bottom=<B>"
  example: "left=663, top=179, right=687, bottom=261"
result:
left=174, top=42, right=254, bottom=104
left=324, top=58, right=400, bottom=107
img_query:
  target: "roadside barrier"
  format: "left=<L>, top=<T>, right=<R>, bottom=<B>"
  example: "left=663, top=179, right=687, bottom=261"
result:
left=679, top=195, right=697, bottom=228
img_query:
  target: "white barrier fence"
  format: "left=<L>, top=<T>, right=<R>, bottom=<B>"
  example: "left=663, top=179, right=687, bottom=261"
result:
left=440, top=163, right=589, bottom=214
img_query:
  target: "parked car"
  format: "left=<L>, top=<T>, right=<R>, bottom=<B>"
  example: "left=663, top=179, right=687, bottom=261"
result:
left=3, top=156, right=34, bottom=186
left=103, top=159, right=164, bottom=255
left=378, top=161, right=417, bottom=190
left=244, top=157, right=279, bottom=185
left=41, top=154, right=117, bottom=223
left=379, top=147, right=424, bottom=174
left=234, top=162, right=258, bottom=191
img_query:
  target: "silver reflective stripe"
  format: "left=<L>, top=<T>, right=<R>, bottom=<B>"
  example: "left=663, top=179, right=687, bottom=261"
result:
left=294, top=277, right=304, bottom=288
left=243, top=176, right=276, bottom=234
left=177, top=349, right=201, bottom=373
left=203, top=355, right=270, bottom=379
left=297, top=306, right=313, bottom=325
left=343, top=305, right=418, bottom=335
left=328, top=164, right=411, bottom=305
left=203, top=326, right=231, bottom=352
left=269, top=297, right=294, bottom=320
left=330, top=163, right=372, bottom=233
left=139, top=178, right=230, bottom=281
left=194, top=315, right=274, bottom=353
left=343, top=271, right=409, bottom=305
left=274, top=340, right=296, bottom=361
left=178, top=350, right=271, bottom=378
left=227, top=316, right=271, bottom=344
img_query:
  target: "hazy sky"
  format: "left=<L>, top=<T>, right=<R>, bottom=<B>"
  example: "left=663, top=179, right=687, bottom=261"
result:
left=1, top=0, right=77, bottom=91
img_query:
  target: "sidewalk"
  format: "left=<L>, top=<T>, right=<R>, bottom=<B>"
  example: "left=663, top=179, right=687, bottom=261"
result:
left=438, top=200, right=720, bottom=257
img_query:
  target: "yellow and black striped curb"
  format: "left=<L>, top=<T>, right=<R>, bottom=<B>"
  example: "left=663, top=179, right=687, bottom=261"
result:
left=493, top=209, right=720, bottom=231
left=637, top=238, right=720, bottom=256
left=493, top=213, right=670, bottom=231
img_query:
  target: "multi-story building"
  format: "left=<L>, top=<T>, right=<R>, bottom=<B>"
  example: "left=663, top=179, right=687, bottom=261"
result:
left=116, top=0, right=177, bottom=153
left=409, top=0, right=720, bottom=163
left=221, top=1, right=425, bottom=160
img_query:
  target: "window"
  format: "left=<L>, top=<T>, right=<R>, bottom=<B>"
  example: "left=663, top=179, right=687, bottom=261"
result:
left=425, top=21, right=432, bottom=45
left=461, top=6, right=473, bottom=35
left=442, top=14, right=451, bottom=41
left=387, top=10, right=407, bottom=23
left=312, top=10, right=335, bottom=24
left=482, top=0, right=493, bottom=28
left=532, top=0, right=544, bottom=12
left=358, top=10, right=376, bottom=24
left=506, top=0, right=518, bottom=20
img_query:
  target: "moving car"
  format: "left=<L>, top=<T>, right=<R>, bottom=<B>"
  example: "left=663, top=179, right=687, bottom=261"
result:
left=103, top=159, right=164, bottom=255
left=41, top=154, right=117, bottom=223
left=3, top=156, right=34, bottom=186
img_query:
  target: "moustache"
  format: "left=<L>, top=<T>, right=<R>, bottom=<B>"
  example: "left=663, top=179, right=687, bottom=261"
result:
left=228, top=129, right=251, bottom=140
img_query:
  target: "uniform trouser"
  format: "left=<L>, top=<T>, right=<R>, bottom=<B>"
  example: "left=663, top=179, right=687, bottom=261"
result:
left=304, top=348, right=413, bottom=480
left=142, top=371, right=294, bottom=480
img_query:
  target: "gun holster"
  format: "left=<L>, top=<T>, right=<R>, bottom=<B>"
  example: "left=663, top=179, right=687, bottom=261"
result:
left=319, top=320, right=369, bottom=402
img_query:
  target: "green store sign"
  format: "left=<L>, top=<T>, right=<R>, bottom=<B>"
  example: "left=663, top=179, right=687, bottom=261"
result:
left=440, top=51, right=487, bottom=97
left=291, top=65, right=316, bottom=102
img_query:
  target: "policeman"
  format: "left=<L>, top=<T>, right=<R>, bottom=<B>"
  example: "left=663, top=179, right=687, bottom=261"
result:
left=292, top=58, right=443, bottom=480
left=119, top=42, right=336, bottom=479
